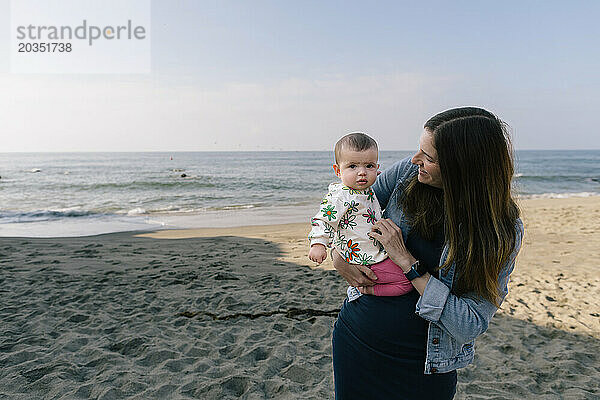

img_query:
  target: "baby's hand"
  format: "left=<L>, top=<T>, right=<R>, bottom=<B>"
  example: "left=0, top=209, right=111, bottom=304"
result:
left=308, top=244, right=328, bottom=264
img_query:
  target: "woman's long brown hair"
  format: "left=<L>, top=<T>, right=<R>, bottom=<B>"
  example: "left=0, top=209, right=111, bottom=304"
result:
left=401, top=107, right=520, bottom=307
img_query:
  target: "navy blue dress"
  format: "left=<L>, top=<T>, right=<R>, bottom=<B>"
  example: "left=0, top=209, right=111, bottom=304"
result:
left=332, top=229, right=457, bottom=399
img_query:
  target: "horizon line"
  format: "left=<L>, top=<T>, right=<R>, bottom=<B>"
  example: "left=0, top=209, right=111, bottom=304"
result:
left=1, top=149, right=599, bottom=154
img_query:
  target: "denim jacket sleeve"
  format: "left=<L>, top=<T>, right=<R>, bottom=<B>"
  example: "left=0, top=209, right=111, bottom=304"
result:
left=372, top=157, right=416, bottom=210
left=415, top=218, right=524, bottom=344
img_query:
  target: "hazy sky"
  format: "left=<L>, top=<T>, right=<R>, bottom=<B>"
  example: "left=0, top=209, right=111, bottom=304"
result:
left=1, top=0, right=599, bottom=151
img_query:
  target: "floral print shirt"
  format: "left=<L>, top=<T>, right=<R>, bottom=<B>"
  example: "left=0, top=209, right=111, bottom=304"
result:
left=308, top=182, right=387, bottom=265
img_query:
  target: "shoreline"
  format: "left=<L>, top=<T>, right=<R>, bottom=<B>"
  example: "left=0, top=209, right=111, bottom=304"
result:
left=1, top=195, right=599, bottom=239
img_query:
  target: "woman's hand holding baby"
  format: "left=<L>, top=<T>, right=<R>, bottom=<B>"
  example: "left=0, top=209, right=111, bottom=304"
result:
left=331, top=250, right=378, bottom=287
left=368, top=219, right=416, bottom=272
left=308, top=244, right=328, bottom=264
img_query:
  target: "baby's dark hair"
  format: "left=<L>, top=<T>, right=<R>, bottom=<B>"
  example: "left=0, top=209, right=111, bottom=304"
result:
left=334, top=132, right=378, bottom=164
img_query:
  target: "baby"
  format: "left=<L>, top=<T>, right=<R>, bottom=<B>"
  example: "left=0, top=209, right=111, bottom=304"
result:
left=308, top=132, right=413, bottom=300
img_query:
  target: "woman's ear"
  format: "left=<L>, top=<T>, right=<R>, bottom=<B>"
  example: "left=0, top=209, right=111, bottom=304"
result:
left=332, top=164, right=341, bottom=177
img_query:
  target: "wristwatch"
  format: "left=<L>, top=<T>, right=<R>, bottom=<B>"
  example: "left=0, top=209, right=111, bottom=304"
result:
left=403, top=260, right=427, bottom=281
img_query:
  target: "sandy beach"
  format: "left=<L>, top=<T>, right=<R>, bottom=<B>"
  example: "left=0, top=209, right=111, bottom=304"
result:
left=1, top=197, right=599, bottom=399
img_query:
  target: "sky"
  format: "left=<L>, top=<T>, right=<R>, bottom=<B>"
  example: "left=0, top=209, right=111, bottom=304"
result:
left=1, top=0, right=599, bottom=151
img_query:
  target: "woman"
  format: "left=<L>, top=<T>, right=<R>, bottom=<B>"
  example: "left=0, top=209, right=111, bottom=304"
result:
left=331, top=107, right=523, bottom=399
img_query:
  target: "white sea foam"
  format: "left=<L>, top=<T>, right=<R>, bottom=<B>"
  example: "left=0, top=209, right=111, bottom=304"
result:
left=151, top=205, right=196, bottom=214
left=126, top=207, right=148, bottom=216
left=219, top=204, right=256, bottom=210
left=518, top=192, right=599, bottom=199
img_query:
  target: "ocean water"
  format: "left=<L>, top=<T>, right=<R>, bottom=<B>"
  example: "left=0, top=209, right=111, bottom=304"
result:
left=0, top=150, right=598, bottom=237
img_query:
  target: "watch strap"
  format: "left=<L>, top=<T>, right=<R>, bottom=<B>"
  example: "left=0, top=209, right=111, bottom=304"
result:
left=404, top=260, right=422, bottom=281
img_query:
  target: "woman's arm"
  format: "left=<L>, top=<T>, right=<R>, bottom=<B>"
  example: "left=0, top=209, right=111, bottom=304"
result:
left=366, top=218, right=432, bottom=293
left=416, top=222, right=523, bottom=343
left=370, top=218, right=524, bottom=344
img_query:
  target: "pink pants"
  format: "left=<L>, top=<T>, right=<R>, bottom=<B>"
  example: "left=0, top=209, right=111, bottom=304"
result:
left=370, top=258, right=414, bottom=296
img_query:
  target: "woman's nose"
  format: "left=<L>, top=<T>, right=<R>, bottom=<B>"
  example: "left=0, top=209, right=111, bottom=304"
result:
left=410, top=154, right=419, bottom=165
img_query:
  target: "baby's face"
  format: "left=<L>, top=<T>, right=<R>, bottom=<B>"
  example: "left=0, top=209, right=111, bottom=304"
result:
left=334, top=148, right=379, bottom=190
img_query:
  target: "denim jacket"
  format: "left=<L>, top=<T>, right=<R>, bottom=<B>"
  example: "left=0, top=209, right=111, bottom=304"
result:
left=372, top=157, right=524, bottom=374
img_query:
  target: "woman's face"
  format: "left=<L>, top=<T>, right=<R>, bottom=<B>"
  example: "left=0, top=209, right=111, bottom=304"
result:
left=411, top=130, right=442, bottom=189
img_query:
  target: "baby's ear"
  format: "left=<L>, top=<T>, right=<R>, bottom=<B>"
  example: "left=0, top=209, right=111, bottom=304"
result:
left=332, top=164, right=341, bottom=177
